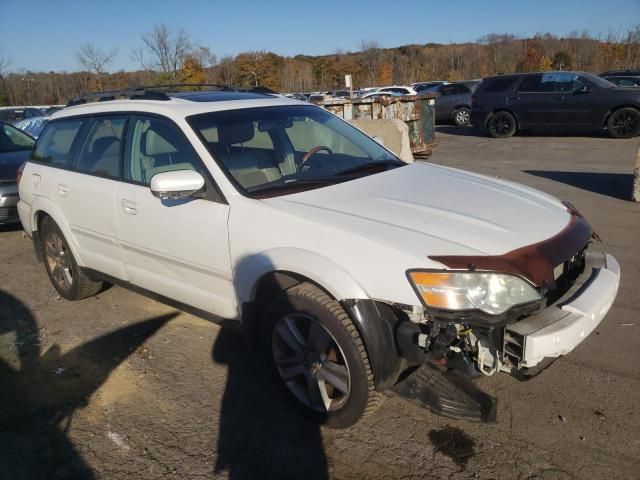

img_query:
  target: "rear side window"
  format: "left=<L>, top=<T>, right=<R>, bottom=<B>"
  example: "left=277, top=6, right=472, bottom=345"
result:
left=483, top=77, right=518, bottom=93
left=518, top=74, right=554, bottom=92
left=75, top=116, right=126, bottom=179
left=32, top=119, right=84, bottom=166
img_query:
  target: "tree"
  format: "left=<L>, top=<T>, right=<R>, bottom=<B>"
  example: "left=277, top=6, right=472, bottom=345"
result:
left=218, top=55, right=236, bottom=85
left=76, top=43, right=118, bottom=90
left=133, top=24, right=192, bottom=81
left=378, top=62, right=392, bottom=85
left=360, top=40, right=382, bottom=86
left=538, top=56, right=553, bottom=71
left=180, top=56, right=205, bottom=84
left=552, top=51, right=572, bottom=70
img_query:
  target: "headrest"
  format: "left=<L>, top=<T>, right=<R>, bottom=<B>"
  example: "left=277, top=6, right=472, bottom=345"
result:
left=218, top=122, right=254, bottom=145
left=91, top=136, right=120, bottom=157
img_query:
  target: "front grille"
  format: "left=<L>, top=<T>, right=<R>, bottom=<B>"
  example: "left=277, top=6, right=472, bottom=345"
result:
left=546, top=245, right=588, bottom=304
left=0, top=206, right=18, bottom=222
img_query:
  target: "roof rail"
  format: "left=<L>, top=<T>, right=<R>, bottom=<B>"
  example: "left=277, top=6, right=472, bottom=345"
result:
left=67, top=84, right=278, bottom=107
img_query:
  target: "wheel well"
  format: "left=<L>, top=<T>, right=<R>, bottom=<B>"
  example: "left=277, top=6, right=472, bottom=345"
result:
left=34, top=210, right=50, bottom=233
left=602, top=105, right=640, bottom=127
left=451, top=105, right=471, bottom=120
left=488, top=108, right=519, bottom=129
left=242, top=270, right=334, bottom=350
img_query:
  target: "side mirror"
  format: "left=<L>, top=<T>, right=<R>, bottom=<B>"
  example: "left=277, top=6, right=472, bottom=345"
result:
left=150, top=170, right=205, bottom=200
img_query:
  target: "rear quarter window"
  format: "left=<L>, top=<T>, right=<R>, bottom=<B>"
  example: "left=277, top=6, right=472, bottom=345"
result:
left=483, top=77, right=518, bottom=93
left=32, top=119, right=85, bottom=166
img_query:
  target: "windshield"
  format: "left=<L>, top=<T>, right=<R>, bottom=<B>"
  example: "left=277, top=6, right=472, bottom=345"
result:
left=188, top=105, right=403, bottom=197
left=581, top=72, right=616, bottom=89
left=0, top=122, right=36, bottom=152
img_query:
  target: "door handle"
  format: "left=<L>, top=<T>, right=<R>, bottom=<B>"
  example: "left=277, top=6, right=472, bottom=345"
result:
left=120, top=199, right=138, bottom=215
left=57, top=184, right=69, bottom=197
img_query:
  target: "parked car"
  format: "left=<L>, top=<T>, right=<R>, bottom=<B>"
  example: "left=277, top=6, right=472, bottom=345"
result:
left=0, top=121, right=35, bottom=224
left=471, top=71, right=640, bottom=138
left=411, top=81, right=449, bottom=93
left=602, top=76, right=640, bottom=87
left=18, top=86, right=620, bottom=427
left=372, top=86, right=418, bottom=96
left=0, top=107, right=47, bottom=124
left=359, top=91, right=405, bottom=99
left=429, top=81, right=481, bottom=126
left=14, top=116, right=49, bottom=139
left=599, top=69, right=640, bottom=78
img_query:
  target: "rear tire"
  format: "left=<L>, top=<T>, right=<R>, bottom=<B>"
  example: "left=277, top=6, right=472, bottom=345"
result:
left=40, top=217, right=102, bottom=301
left=488, top=111, right=517, bottom=138
left=607, top=108, right=640, bottom=139
left=453, top=107, right=471, bottom=127
left=260, top=283, right=383, bottom=428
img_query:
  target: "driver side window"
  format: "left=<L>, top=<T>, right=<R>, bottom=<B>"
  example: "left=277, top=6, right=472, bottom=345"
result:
left=124, top=115, right=201, bottom=186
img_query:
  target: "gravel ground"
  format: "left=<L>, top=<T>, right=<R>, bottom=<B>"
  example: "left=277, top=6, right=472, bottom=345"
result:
left=0, top=127, right=639, bottom=480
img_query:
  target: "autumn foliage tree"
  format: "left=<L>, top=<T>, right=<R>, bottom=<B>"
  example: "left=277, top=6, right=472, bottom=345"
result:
left=2, top=26, right=640, bottom=106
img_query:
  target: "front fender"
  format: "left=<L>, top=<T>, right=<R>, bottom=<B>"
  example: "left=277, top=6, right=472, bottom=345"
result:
left=234, top=247, right=369, bottom=305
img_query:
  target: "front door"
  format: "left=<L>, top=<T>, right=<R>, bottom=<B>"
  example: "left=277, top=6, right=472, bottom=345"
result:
left=115, top=114, right=237, bottom=318
left=552, top=73, right=602, bottom=126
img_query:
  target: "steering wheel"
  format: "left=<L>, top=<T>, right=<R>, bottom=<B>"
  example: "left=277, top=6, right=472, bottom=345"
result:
left=297, top=145, right=333, bottom=172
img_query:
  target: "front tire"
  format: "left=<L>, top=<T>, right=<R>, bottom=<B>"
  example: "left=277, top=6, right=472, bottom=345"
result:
left=488, top=111, right=517, bottom=138
left=261, top=283, right=382, bottom=428
left=453, top=107, right=471, bottom=127
left=607, top=108, right=640, bottom=139
left=40, top=217, right=102, bottom=300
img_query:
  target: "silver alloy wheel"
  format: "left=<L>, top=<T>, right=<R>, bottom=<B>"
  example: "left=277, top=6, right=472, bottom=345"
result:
left=272, top=313, right=351, bottom=412
left=44, top=232, right=73, bottom=291
left=456, top=109, right=470, bottom=125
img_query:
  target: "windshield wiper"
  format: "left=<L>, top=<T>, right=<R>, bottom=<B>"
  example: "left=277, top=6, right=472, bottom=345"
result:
left=246, top=177, right=343, bottom=195
left=335, top=159, right=406, bottom=176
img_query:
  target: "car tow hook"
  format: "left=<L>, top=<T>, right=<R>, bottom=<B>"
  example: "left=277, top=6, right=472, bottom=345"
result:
left=392, top=363, right=497, bottom=423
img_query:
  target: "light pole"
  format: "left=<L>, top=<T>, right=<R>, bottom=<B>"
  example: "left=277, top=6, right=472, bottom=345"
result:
left=251, top=71, right=258, bottom=87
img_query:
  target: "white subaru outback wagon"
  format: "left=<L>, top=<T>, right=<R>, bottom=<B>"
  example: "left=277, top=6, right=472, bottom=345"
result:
left=17, top=87, right=620, bottom=427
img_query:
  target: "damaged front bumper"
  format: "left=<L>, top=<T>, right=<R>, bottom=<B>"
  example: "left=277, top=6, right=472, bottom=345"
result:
left=503, top=251, right=620, bottom=373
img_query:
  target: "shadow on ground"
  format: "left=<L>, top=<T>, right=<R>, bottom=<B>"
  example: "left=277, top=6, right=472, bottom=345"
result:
left=524, top=170, right=634, bottom=200
left=212, top=327, right=328, bottom=480
left=436, top=125, right=613, bottom=138
left=0, top=289, right=176, bottom=479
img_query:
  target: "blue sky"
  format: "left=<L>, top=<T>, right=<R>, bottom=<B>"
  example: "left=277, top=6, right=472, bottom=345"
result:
left=1, top=0, right=638, bottom=72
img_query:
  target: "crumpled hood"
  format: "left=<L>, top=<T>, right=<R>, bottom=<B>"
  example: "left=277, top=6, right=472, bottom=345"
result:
left=263, top=162, right=571, bottom=257
left=0, top=149, right=30, bottom=183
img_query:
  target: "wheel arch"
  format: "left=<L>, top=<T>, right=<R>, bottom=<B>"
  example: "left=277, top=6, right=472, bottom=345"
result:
left=487, top=108, right=520, bottom=129
left=602, top=104, right=640, bottom=127
left=30, top=197, right=85, bottom=267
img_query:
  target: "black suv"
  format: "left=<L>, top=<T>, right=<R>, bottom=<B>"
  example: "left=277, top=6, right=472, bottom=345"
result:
left=471, top=71, right=640, bottom=138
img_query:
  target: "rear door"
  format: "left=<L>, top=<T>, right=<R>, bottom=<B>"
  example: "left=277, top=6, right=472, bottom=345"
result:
left=53, top=115, right=127, bottom=278
left=435, top=85, right=458, bottom=120
left=114, top=114, right=236, bottom=318
left=512, top=74, right=559, bottom=126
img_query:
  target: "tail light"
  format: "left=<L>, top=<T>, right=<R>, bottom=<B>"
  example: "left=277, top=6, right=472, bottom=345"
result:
left=16, top=161, right=27, bottom=186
